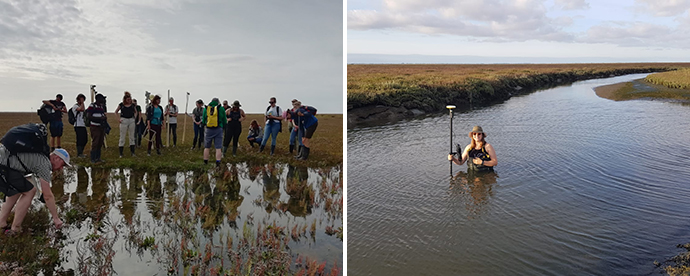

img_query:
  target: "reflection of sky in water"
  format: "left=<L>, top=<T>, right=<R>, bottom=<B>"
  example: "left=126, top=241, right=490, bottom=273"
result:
left=54, top=163, right=342, bottom=274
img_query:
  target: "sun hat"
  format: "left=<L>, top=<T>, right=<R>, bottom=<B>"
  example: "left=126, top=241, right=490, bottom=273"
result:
left=468, top=126, right=486, bottom=137
left=52, top=148, right=72, bottom=167
left=232, top=100, right=241, bottom=107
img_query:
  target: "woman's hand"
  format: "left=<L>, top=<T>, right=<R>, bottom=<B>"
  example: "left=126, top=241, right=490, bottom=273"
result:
left=448, top=154, right=454, bottom=161
left=472, top=158, right=483, bottom=165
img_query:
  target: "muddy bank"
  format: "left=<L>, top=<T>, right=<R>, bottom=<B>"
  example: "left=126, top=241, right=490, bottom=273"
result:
left=594, top=78, right=690, bottom=103
left=348, top=68, right=669, bottom=128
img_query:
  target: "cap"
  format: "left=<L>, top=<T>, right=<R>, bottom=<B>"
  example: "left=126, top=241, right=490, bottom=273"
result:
left=232, top=100, right=241, bottom=107
left=52, top=148, right=72, bottom=167
left=95, top=94, right=107, bottom=100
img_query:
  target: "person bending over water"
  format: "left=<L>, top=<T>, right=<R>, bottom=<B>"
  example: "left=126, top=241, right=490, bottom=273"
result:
left=448, top=126, right=497, bottom=171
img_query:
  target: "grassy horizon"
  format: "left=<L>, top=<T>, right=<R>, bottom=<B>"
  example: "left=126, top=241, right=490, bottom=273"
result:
left=347, top=63, right=690, bottom=111
left=0, top=112, right=343, bottom=170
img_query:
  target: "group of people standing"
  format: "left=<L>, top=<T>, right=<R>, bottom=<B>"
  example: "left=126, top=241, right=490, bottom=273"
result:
left=195, top=96, right=318, bottom=166
left=41, top=92, right=318, bottom=165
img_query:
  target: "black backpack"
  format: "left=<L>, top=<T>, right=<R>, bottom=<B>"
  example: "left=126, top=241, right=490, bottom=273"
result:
left=37, top=104, right=53, bottom=124
left=266, top=106, right=282, bottom=132
left=0, top=124, right=50, bottom=157
left=68, top=106, right=78, bottom=125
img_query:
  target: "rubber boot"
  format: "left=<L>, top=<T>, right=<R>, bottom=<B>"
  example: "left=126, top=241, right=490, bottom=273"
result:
left=77, top=146, right=84, bottom=157
left=289, top=145, right=294, bottom=154
left=299, top=147, right=310, bottom=160
left=249, top=141, right=255, bottom=148
left=270, top=145, right=275, bottom=156
left=148, top=148, right=151, bottom=156
left=295, top=146, right=304, bottom=159
left=157, top=148, right=161, bottom=155
left=130, top=145, right=136, bottom=156
left=222, top=146, right=228, bottom=156
left=119, top=146, right=124, bottom=158
left=259, top=144, right=265, bottom=153
left=232, top=145, right=237, bottom=156
left=91, top=151, right=97, bottom=163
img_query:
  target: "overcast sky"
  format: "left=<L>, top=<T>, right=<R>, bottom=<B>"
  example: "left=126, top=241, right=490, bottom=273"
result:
left=348, top=0, right=690, bottom=63
left=0, top=0, right=343, bottom=113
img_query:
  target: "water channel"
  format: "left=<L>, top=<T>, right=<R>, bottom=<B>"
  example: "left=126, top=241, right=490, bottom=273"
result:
left=347, top=74, right=690, bottom=275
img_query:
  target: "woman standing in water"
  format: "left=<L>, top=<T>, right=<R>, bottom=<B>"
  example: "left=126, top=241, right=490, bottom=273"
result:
left=448, top=126, right=497, bottom=171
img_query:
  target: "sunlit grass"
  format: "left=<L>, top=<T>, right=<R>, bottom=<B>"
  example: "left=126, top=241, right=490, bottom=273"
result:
left=347, top=63, right=690, bottom=111
left=646, top=69, right=690, bottom=90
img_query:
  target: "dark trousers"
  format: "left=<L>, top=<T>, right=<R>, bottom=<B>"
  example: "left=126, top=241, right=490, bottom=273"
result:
left=75, top=127, right=88, bottom=147
left=136, top=121, right=145, bottom=146
left=193, top=123, right=204, bottom=148
left=168, top=123, right=177, bottom=146
left=90, top=126, right=105, bottom=152
left=223, top=123, right=242, bottom=148
left=148, top=124, right=162, bottom=150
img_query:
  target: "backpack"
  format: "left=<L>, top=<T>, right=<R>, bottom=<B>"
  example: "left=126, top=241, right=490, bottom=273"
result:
left=304, top=106, right=317, bottom=115
left=0, top=124, right=50, bottom=157
left=266, top=106, right=282, bottom=132
left=37, top=104, right=54, bottom=124
left=68, top=106, right=78, bottom=125
left=206, top=106, right=219, bottom=128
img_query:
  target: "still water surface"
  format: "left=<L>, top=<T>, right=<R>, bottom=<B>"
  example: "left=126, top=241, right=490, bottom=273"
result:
left=49, top=163, right=342, bottom=274
left=348, top=74, right=690, bottom=275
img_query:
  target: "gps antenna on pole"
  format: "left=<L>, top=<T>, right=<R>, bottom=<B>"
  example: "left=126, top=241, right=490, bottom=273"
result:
left=447, top=105, right=456, bottom=173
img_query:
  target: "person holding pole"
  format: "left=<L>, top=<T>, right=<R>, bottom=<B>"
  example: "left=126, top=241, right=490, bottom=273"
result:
left=448, top=126, right=497, bottom=171
left=165, top=97, right=179, bottom=147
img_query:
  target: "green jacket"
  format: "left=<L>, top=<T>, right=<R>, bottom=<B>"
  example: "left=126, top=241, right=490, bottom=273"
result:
left=202, top=100, right=226, bottom=128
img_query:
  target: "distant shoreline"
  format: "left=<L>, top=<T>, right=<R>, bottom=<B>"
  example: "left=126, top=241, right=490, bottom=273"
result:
left=594, top=79, right=690, bottom=103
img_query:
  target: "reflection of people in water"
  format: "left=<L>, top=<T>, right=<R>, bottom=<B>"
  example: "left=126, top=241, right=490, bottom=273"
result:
left=262, top=164, right=281, bottom=213
left=448, top=126, right=497, bottom=171
left=286, top=165, right=311, bottom=217
left=120, top=170, right=144, bottom=224
left=450, top=169, right=498, bottom=216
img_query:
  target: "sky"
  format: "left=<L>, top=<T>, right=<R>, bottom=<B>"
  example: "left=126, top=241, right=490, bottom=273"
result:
left=0, top=0, right=343, bottom=113
left=348, top=0, right=690, bottom=63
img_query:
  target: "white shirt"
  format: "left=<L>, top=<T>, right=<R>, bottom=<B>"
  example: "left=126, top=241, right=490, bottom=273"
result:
left=265, top=105, right=281, bottom=125
left=166, top=105, right=178, bottom=124
left=72, top=104, right=85, bottom=127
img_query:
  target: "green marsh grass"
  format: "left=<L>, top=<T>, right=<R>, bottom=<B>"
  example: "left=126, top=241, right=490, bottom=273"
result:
left=348, top=63, right=690, bottom=112
left=646, top=69, right=690, bottom=90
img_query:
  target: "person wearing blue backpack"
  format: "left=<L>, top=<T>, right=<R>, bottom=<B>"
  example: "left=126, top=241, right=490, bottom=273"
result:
left=294, top=102, right=318, bottom=160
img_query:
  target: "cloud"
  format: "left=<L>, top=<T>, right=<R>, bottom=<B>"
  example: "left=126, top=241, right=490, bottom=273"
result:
left=348, top=0, right=574, bottom=42
left=554, top=0, right=589, bottom=10
left=578, top=21, right=690, bottom=48
left=635, top=0, right=690, bottom=17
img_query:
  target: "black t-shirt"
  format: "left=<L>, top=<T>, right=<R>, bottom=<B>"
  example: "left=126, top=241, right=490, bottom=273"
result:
left=50, top=100, right=66, bottom=120
left=119, top=103, right=135, bottom=118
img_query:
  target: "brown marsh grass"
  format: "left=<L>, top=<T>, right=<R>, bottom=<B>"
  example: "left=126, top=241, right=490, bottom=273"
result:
left=0, top=112, right=343, bottom=170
